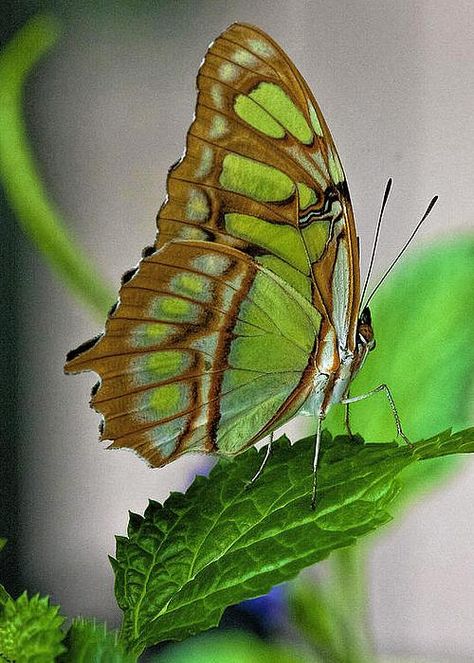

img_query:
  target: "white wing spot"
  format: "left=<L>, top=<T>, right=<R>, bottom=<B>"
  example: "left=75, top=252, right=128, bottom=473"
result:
left=209, top=115, right=228, bottom=139
left=186, top=188, right=209, bottom=222
left=195, top=145, right=213, bottom=178
left=247, top=38, right=275, bottom=59
left=218, top=61, right=239, bottom=82
left=233, top=48, right=257, bottom=67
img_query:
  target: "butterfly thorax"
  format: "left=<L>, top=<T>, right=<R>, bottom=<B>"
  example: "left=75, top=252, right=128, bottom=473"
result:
left=302, top=306, right=375, bottom=419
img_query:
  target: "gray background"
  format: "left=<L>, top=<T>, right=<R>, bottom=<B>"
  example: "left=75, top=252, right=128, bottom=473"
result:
left=14, top=1, right=474, bottom=660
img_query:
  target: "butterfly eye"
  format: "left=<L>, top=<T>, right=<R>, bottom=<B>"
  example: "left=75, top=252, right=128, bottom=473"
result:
left=360, top=306, right=372, bottom=326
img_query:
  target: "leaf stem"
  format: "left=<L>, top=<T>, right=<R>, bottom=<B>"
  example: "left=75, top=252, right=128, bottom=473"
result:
left=0, top=15, right=114, bottom=319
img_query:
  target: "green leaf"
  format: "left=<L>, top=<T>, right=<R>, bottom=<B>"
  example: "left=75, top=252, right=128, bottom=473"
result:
left=0, top=592, right=65, bottom=662
left=113, top=426, right=474, bottom=653
left=0, top=15, right=114, bottom=319
left=60, top=618, right=135, bottom=662
left=326, top=236, right=474, bottom=508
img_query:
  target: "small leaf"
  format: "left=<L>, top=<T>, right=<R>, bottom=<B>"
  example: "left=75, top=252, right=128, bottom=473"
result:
left=113, top=426, right=474, bottom=652
left=288, top=545, right=375, bottom=663
left=60, top=618, right=135, bottom=662
left=0, top=592, right=65, bottom=662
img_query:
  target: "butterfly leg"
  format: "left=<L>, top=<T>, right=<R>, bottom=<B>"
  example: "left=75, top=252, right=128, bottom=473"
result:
left=341, top=384, right=412, bottom=447
left=248, top=432, right=274, bottom=486
left=344, top=394, right=354, bottom=440
left=311, top=416, right=324, bottom=510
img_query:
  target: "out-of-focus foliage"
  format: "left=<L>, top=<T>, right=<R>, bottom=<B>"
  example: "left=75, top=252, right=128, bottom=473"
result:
left=153, top=631, right=312, bottom=663
left=0, top=14, right=114, bottom=318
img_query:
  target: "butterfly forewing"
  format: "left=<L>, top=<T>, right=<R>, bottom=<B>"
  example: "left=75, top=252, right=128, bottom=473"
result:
left=159, top=23, right=359, bottom=341
left=65, top=23, right=360, bottom=466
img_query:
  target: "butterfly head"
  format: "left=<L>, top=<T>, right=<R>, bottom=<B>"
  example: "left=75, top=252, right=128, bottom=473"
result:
left=347, top=307, right=376, bottom=381
left=357, top=307, right=376, bottom=352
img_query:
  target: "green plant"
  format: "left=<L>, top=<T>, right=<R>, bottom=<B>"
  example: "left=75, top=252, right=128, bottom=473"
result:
left=0, top=15, right=473, bottom=662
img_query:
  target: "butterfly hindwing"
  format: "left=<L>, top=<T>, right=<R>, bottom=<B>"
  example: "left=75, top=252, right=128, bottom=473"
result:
left=65, top=241, right=321, bottom=465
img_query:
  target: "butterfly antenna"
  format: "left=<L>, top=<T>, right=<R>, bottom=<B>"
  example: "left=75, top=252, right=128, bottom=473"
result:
left=364, top=194, right=439, bottom=309
left=360, top=178, right=392, bottom=308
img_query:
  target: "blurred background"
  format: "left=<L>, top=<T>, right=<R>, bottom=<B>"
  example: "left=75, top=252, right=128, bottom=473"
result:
left=0, top=1, right=473, bottom=660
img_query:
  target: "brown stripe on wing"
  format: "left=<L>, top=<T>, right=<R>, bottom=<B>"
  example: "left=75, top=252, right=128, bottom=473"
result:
left=240, top=319, right=320, bottom=445
left=65, top=240, right=264, bottom=467
left=205, top=256, right=258, bottom=451
left=154, top=21, right=331, bottom=257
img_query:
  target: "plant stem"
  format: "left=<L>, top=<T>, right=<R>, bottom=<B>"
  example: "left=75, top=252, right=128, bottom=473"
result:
left=0, top=15, right=114, bottom=319
left=328, top=544, right=376, bottom=663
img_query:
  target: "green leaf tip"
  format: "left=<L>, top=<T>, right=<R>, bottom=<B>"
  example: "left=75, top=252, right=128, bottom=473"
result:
left=113, top=426, right=474, bottom=652
left=0, top=586, right=11, bottom=610
left=0, top=540, right=10, bottom=609
left=0, top=591, right=66, bottom=661
left=0, top=15, right=62, bottom=73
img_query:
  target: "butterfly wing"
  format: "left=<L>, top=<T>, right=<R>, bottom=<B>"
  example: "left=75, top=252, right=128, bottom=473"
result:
left=65, top=23, right=360, bottom=465
left=158, top=22, right=360, bottom=350
left=65, top=241, right=321, bottom=465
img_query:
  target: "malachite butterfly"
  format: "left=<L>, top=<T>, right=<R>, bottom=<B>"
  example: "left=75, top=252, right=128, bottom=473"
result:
left=65, top=23, right=409, bottom=505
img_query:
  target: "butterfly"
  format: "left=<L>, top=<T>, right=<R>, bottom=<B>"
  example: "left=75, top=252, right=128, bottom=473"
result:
left=65, top=23, right=409, bottom=507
